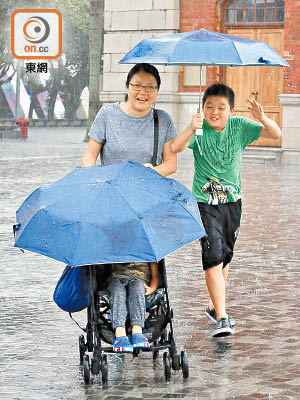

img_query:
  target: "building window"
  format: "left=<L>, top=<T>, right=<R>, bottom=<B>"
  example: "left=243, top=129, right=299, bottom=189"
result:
left=226, top=0, right=284, bottom=24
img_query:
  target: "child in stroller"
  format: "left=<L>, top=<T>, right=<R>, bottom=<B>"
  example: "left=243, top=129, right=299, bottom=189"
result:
left=77, top=260, right=189, bottom=385
left=109, top=261, right=159, bottom=353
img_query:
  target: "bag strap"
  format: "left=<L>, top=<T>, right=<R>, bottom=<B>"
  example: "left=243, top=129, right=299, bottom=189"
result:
left=151, top=108, right=159, bottom=167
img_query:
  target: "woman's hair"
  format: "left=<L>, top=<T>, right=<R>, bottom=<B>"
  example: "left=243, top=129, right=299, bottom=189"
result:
left=124, top=63, right=161, bottom=101
left=202, top=84, right=235, bottom=109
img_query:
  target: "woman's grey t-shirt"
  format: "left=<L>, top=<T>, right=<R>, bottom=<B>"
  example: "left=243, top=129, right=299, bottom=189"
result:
left=88, top=103, right=177, bottom=165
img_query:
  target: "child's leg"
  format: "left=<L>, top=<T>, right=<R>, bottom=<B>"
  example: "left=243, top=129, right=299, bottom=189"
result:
left=205, top=263, right=227, bottom=320
left=208, top=264, right=229, bottom=310
left=108, top=278, right=128, bottom=335
left=128, top=279, right=150, bottom=348
left=127, top=279, right=146, bottom=333
left=198, top=202, right=231, bottom=326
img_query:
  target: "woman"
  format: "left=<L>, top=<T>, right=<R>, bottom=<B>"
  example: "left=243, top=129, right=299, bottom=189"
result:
left=81, top=63, right=177, bottom=176
left=81, top=63, right=177, bottom=351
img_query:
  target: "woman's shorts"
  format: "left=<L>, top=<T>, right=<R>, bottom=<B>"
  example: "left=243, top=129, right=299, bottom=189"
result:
left=198, top=199, right=242, bottom=270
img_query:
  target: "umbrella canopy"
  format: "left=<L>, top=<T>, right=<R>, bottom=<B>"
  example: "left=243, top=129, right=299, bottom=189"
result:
left=14, top=161, right=206, bottom=266
left=119, top=28, right=289, bottom=67
left=120, top=28, right=288, bottom=137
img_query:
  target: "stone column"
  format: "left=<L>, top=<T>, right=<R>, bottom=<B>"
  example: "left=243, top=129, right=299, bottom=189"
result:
left=101, top=0, right=181, bottom=126
left=279, top=94, right=300, bottom=164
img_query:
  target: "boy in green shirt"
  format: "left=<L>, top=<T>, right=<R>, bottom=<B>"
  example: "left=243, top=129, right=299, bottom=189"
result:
left=171, top=84, right=282, bottom=337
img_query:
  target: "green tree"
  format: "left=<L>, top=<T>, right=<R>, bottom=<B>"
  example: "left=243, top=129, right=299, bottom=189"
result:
left=54, top=0, right=90, bottom=120
left=0, top=4, right=15, bottom=82
left=84, top=0, right=104, bottom=141
left=41, top=0, right=90, bottom=120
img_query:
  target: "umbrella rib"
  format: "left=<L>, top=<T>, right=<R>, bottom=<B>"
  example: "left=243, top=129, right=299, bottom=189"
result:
left=71, top=184, right=108, bottom=266
left=135, top=200, right=205, bottom=260
left=115, top=183, right=203, bottom=255
left=232, top=41, right=244, bottom=64
left=125, top=184, right=202, bottom=226
left=114, top=186, right=159, bottom=259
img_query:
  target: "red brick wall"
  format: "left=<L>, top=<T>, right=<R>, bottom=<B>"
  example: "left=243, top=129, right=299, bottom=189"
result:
left=283, top=1, right=300, bottom=93
left=179, top=0, right=219, bottom=92
left=180, top=0, right=300, bottom=95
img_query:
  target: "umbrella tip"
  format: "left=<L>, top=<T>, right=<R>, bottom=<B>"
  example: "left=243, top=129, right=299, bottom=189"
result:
left=258, top=57, right=271, bottom=65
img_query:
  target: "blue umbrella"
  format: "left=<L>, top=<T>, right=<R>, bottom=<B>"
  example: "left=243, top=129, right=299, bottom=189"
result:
left=119, top=28, right=289, bottom=111
left=14, top=161, right=206, bottom=266
left=119, top=28, right=288, bottom=67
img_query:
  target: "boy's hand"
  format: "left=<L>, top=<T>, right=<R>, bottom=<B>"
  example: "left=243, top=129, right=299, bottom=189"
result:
left=190, top=113, right=203, bottom=131
left=247, top=99, right=265, bottom=122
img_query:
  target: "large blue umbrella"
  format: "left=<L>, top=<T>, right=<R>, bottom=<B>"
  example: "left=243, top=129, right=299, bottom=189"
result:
left=119, top=28, right=289, bottom=111
left=14, top=161, right=206, bottom=266
left=119, top=28, right=288, bottom=67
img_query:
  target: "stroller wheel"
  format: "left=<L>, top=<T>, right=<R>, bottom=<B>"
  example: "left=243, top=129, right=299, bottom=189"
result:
left=83, top=355, right=91, bottom=384
left=163, top=352, right=171, bottom=383
left=79, top=335, right=85, bottom=365
left=91, top=357, right=100, bottom=375
left=172, top=353, right=181, bottom=371
left=101, top=354, right=108, bottom=386
left=180, top=351, right=189, bottom=379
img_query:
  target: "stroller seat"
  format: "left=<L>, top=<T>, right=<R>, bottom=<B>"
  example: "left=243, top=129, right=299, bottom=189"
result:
left=77, top=260, right=189, bottom=385
left=95, top=286, right=165, bottom=346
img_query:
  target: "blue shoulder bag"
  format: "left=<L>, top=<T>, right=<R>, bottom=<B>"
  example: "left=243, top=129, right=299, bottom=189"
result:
left=53, top=265, right=92, bottom=313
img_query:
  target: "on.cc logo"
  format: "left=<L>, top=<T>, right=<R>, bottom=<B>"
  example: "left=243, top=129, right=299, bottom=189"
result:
left=23, top=16, right=50, bottom=44
left=11, top=9, right=62, bottom=60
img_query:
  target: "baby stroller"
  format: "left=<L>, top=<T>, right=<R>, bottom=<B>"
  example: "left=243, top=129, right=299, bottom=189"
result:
left=74, top=259, right=189, bottom=384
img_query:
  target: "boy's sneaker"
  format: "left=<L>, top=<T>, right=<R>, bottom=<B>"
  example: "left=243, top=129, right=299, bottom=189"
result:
left=211, top=317, right=233, bottom=338
left=205, top=306, right=235, bottom=327
left=112, top=336, right=133, bottom=353
left=131, top=333, right=151, bottom=349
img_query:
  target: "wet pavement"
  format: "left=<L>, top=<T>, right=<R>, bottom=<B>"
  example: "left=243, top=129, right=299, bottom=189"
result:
left=0, top=127, right=300, bottom=400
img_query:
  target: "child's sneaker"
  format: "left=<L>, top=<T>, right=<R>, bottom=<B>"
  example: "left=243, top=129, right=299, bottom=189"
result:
left=205, top=306, right=235, bottom=327
left=205, top=306, right=217, bottom=323
left=131, top=333, right=151, bottom=349
left=112, top=336, right=133, bottom=353
left=211, top=317, right=233, bottom=337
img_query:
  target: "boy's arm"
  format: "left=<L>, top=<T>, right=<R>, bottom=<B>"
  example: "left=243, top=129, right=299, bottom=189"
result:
left=144, top=262, right=159, bottom=295
left=247, top=99, right=282, bottom=140
left=170, top=113, right=203, bottom=153
left=144, top=141, right=177, bottom=176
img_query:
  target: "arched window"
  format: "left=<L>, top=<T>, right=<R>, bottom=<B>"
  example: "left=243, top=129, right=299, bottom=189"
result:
left=226, top=0, right=284, bottom=24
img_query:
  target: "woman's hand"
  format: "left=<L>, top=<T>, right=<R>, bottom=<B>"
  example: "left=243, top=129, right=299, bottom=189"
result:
left=143, top=163, right=155, bottom=169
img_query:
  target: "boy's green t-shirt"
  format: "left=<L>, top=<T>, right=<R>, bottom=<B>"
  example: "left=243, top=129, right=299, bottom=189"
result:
left=189, top=116, right=263, bottom=204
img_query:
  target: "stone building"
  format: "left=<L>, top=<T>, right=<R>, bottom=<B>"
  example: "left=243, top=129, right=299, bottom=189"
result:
left=101, top=0, right=300, bottom=163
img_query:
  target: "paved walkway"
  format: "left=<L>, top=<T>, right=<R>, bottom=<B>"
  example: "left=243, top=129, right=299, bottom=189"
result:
left=1, top=127, right=300, bottom=399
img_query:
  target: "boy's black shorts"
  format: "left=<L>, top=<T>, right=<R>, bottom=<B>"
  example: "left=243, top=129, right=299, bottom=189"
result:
left=198, top=199, right=242, bottom=271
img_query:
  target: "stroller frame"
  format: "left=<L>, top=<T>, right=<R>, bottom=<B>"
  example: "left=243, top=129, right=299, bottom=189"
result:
left=76, top=259, right=189, bottom=384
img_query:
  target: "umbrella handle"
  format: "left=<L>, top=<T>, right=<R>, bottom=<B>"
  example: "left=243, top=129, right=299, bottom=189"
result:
left=196, top=106, right=203, bottom=136
left=13, top=223, right=21, bottom=237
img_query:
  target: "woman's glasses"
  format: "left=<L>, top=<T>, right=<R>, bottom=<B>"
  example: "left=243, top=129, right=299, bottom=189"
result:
left=129, top=83, right=158, bottom=93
